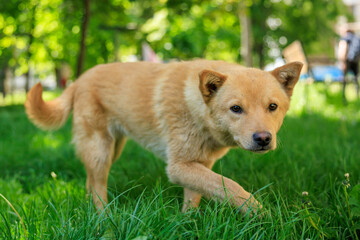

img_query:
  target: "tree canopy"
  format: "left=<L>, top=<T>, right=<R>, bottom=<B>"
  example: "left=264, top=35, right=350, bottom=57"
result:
left=0, top=0, right=352, bottom=86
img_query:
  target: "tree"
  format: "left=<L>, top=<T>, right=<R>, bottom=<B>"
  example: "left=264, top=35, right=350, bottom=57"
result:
left=76, top=0, right=90, bottom=78
left=0, top=0, right=352, bottom=92
left=238, top=1, right=252, bottom=67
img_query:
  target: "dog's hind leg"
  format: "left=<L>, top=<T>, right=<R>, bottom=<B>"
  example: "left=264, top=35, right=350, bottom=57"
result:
left=112, top=136, right=127, bottom=163
left=75, top=126, right=116, bottom=210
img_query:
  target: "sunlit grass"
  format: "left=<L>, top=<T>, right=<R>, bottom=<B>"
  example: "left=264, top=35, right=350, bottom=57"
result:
left=0, top=90, right=61, bottom=106
left=0, top=83, right=359, bottom=239
left=289, top=82, right=360, bottom=118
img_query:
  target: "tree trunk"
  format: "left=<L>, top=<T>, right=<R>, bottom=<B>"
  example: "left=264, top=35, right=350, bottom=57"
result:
left=25, top=6, right=36, bottom=93
left=76, top=0, right=91, bottom=78
left=114, top=30, right=119, bottom=62
left=5, top=67, right=13, bottom=99
left=55, top=65, right=61, bottom=88
left=0, top=67, right=5, bottom=98
left=257, top=43, right=265, bottom=69
left=238, top=4, right=252, bottom=67
left=101, top=39, right=109, bottom=63
left=24, top=68, right=32, bottom=93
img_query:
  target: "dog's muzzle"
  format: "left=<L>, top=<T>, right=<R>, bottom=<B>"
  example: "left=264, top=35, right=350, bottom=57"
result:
left=247, top=131, right=273, bottom=153
left=252, top=131, right=272, bottom=147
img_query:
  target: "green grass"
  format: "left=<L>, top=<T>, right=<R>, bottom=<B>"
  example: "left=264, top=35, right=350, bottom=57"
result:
left=1, top=82, right=360, bottom=239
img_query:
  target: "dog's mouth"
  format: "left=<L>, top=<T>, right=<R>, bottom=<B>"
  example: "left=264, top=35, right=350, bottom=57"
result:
left=248, top=147, right=271, bottom=154
left=234, top=137, right=273, bottom=153
left=235, top=140, right=271, bottom=153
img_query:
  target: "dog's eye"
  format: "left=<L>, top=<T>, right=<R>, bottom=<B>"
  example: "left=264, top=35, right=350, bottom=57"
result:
left=230, top=105, right=243, bottom=113
left=269, top=103, right=278, bottom=111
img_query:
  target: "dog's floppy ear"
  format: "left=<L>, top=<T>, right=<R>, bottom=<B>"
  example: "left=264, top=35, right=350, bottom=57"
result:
left=199, top=70, right=227, bottom=103
left=271, top=62, right=303, bottom=97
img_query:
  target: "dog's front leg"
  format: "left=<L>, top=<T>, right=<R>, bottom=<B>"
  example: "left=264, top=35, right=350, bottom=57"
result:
left=182, top=188, right=202, bottom=212
left=167, top=161, right=261, bottom=214
left=182, top=160, right=215, bottom=212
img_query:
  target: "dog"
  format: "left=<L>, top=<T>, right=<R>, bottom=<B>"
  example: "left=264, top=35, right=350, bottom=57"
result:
left=25, top=60, right=302, bottom=213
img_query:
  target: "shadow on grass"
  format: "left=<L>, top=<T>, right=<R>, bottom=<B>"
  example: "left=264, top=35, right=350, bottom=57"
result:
left=0, top=104, right=24, bottom=113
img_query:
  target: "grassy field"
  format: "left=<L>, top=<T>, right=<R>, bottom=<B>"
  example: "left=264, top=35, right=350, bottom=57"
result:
left=1, top=82, right=360, bottom=239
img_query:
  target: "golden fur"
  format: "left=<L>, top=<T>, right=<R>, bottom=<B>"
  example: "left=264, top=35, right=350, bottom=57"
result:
left=25, top=60, right=302, bottom=213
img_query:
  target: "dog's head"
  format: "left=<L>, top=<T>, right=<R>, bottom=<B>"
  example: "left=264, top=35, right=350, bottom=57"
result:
left=199, top=62, right=303, bottom=153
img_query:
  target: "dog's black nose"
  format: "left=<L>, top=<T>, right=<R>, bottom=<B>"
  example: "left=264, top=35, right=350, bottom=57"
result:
left=253, top=132, right=272, bottom=147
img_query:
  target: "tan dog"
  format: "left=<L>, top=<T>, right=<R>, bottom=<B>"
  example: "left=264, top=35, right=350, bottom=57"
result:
left=25, top=60, right=302, bottom=213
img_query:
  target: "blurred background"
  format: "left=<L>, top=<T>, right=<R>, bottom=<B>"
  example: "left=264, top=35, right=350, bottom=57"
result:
left=0, top=0, right=359, bottom=97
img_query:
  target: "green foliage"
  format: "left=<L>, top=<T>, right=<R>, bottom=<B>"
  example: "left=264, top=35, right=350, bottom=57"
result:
left=245, top=0, right=352, bottom=67
left=0, top=0, right=352, bottom=82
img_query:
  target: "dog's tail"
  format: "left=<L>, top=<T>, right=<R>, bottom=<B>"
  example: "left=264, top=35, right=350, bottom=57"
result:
left=25, top=83, right=76, bottom=130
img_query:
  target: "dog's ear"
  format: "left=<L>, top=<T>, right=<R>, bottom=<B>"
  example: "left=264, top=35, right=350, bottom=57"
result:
left=271, top=62, right=303, bottom=97
left=199, top=70, right=227, bottom=103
